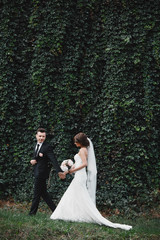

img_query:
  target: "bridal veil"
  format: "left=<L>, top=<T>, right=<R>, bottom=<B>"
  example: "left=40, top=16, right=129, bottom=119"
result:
left=87, top=138, right=97, bottom=205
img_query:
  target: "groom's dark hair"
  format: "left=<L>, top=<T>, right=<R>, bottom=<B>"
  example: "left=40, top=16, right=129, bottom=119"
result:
left=37, top=128, right=46, bottom=133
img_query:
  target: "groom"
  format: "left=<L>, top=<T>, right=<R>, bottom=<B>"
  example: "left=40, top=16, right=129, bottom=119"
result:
left=29, top=128, right=65, bottom=215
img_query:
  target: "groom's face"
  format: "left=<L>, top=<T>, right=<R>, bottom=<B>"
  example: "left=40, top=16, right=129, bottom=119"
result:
left=36, top=131, right=46, bottom=143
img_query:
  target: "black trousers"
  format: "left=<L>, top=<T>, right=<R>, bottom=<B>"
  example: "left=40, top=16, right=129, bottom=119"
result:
left=29, top=177, right=56, bottom=215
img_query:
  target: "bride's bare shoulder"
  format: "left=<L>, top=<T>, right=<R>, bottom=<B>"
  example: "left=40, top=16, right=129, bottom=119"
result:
left=79, top=147, right=88, bottom=156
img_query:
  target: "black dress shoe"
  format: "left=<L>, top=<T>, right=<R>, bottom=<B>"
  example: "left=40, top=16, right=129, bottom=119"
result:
left=28, top=212, right=36, bottom=216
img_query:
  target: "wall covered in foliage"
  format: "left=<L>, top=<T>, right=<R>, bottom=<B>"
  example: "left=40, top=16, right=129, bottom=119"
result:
left=0, top=0, right=160, bottom=212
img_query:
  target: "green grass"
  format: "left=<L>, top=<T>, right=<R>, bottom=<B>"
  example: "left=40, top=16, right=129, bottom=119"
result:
left=0, top=206, right=160, bottom=240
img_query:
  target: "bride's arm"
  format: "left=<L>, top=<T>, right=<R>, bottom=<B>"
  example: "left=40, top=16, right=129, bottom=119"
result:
left=67, top=148, right=88, bottom=174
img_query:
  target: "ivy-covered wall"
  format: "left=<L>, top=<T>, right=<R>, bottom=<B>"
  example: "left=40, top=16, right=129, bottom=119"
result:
left=0, top=0, right=160, bottom=212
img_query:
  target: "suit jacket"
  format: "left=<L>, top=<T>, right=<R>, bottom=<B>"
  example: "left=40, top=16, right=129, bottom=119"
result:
left=33, top=141, right=62, bottom=179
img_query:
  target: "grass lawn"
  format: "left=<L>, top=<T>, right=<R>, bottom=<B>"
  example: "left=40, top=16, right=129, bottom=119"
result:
left=0, top=203, right=160, bottom=240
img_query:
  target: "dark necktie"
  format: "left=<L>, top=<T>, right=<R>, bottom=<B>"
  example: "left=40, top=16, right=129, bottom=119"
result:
left=35, top=144, right=40, bottom=157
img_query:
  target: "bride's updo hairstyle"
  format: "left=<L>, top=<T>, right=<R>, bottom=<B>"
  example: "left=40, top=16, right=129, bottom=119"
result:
left=74, top=132, right=90, bottom=147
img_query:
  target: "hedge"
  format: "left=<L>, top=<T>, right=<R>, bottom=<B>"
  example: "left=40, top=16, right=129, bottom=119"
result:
left=0, top=0, right=160, bottom=212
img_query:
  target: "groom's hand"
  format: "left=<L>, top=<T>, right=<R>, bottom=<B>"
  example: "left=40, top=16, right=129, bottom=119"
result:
left=30, top=159, right=37, bottom=165
left=58, top=172, right=66, bottom=179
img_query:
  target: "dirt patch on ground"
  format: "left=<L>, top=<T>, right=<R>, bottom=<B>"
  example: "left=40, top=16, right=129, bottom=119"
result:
left=0, top=200, right=15, bottom=208
left=1, top=199, right=160, bottom=218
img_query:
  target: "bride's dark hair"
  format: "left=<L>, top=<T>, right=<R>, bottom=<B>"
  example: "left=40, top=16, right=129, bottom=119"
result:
left=74, top=132, right=89, bottom=147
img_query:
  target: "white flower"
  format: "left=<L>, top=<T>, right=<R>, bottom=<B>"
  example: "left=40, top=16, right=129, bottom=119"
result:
left=60, top=159, right=73, bottom=172
left=67, top=159, right=73, bottom=167
left=60, top=165, right=68, bottom=172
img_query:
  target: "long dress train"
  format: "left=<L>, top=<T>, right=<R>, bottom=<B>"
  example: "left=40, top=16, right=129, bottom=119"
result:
left=50, top=154, right=132, bottom=231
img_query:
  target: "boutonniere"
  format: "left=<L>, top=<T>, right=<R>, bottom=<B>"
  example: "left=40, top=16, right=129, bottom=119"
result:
left=39, top=153, right=43, bottom=157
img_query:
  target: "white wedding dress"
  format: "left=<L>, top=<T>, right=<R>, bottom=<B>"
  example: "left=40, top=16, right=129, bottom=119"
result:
left=50, top=154, right=132, bottom=230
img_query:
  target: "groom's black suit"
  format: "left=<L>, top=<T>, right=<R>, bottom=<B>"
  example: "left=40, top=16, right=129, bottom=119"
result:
left=29, top=141, right=62, bottom=215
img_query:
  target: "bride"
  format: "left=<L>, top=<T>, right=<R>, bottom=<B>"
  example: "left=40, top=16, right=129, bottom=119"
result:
left=50, top=132, right=132, bottom=231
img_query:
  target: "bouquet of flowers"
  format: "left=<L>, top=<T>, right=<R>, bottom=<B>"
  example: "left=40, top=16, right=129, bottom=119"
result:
left=60, top=159, right=74, bottom=172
